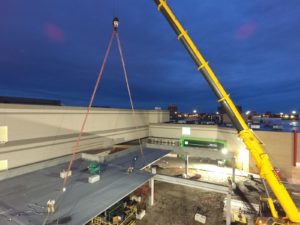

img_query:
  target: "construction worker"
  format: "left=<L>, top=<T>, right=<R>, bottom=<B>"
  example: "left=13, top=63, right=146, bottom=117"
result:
left=127, top=156, right=138, bottom=173
left=47, top=199, right=55, bottom=214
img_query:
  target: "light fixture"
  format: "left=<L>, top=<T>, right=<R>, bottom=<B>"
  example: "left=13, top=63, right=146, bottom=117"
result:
left=221, top=148, right=228, bottom=155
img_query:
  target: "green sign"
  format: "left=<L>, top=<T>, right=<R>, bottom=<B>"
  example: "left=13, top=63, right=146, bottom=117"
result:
left=179, top=137, right=227, bottom=150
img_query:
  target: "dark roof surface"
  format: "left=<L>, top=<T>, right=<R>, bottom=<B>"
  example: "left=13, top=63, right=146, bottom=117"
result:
left=0, top=147, right=170, bottom=225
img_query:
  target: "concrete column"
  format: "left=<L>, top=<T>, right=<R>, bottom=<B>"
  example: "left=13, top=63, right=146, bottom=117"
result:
left=151, top=166, right=156, bottom=174
left=149, top=178, right=154, bottom=206
left=232, top=157, right=236, bottom=184
left=226, top=189, right=232, bottom=225
left=185, top=155, right=189, bottom=177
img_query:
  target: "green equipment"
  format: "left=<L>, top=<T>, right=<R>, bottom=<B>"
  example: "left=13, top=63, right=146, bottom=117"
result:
left=88, top=161, right=101, bottom=175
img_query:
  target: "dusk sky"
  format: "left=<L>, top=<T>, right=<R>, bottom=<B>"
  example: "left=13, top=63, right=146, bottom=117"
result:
left=1, top=0, right=300, bottom=113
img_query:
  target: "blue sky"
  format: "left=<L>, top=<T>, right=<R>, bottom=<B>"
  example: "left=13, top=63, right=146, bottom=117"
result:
left=1, top=0, right=300, bottom=113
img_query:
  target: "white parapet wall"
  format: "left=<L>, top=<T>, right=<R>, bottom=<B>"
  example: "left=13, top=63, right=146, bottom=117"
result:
left=0, top=104, right=169, bottom=169
left=149, top=123, right=247, bottom=169
left=149, top=123, right=300, bottom=181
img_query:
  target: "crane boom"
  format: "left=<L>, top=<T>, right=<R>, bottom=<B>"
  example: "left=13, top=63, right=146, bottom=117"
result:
left=153, top=0, right=300, bottom=223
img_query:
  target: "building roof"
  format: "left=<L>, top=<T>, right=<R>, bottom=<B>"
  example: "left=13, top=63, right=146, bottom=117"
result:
left=0, top=96, right=61, bottom=106
left=0, top=147, right=170, bottom=225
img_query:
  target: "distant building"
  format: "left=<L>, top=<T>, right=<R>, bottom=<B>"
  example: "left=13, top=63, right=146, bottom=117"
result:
left=0, top=96, right=61, bottom=106
left=200, top=113, right=220, bottom=125
left=263, top=111, right=273, bottom=118
left=168, top=104, right=178, bottom=121
left=218, top=105, right=243, bottom=114
left=217, top=105, right=244, bottom=125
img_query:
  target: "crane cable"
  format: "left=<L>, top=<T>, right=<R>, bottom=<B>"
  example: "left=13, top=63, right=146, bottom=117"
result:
left=62, top=31, right=115, bottom=190
left=43, top=17, right=145, bottom=225
left=42, top=29, right=115, bottom=225
left=115, top=31, right=146, bottom=165
left=62, top=18, right=145, bottom=191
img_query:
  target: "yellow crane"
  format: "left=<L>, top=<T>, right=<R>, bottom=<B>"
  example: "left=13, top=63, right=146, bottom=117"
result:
left=152, top=0, right=300, bottom=224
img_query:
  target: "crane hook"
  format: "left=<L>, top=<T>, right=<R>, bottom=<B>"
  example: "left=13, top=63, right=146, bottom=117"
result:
left=113, top=17, right=119, bottom=31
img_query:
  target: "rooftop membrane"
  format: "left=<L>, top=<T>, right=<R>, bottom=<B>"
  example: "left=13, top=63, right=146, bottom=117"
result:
left=0, top=147, right=170, bottom=225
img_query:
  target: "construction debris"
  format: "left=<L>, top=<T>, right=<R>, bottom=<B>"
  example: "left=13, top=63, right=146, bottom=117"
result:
left=136, top=182, right=225, bottom=225
left=136, top=210, right=146, bottom=220
left=88, top=174, right=100, bottom=184
left=130, top=195, right=142, bottom=203
left=194, top=212, right=206, bottom=224
left=232, top=208, right=247, bottom=224
left=60, top=170, right=72, bottom=179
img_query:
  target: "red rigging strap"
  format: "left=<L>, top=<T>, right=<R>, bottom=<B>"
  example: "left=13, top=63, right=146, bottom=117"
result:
left=62, top=31, right=115, bottom=189
left=43, top=23, right=118, bottom=225
left=62, top=19, right=145, bottom=190
left=115, top=32, right=145, bottom=163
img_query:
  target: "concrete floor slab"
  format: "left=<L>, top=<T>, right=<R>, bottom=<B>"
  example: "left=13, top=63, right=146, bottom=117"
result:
left=0, top=147, right=170, bottom=225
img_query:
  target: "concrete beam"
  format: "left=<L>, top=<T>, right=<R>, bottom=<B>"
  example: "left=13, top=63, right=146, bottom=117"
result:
left=145, top=143, right=234, bottom=160
left=154, top=174, right=228, bottom=194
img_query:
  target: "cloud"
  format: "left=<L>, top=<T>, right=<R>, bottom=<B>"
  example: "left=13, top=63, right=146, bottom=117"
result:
left=0, top=0, right=300, bottom=113
left=43, top=23, right=65, bottom=43
left=235, top=21, right=257, bottom=40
